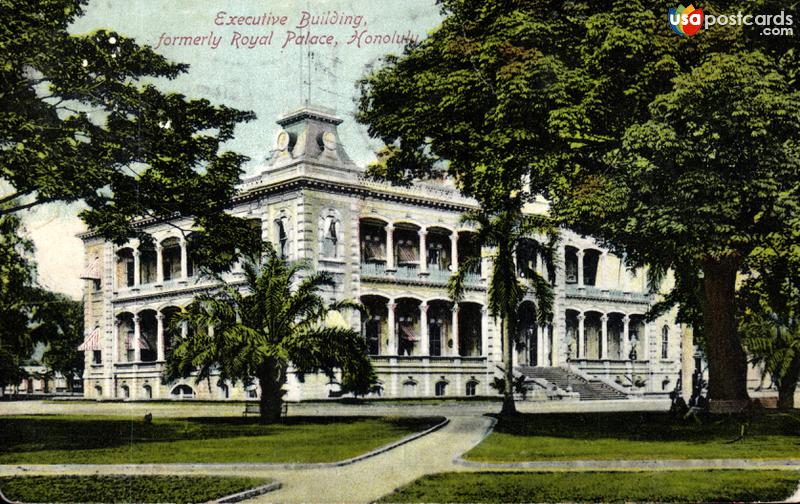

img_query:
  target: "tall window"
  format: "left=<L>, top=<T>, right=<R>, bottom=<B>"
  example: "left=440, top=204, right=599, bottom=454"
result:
left=435, top=381, right=447, bottom=396
left=275, top=218, right=289, bottom=258
left=661, top=325, right=669, bottom=359
left=322, top=216, right=339, bottom=258
left=466, top=381, right=478, bottom=396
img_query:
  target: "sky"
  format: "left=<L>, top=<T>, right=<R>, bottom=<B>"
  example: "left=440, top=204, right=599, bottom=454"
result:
left=23, top=0, right=442, bottom=299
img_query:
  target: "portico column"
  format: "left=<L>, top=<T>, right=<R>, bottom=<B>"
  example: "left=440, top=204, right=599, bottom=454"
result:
left=112, top=320, right=120, bottom=363
left=622, top=255, right=631, bottom=293
left=577, top=250, right=585, bottom=288
left=133, top=249, right=141, bottom=287
left=481, top=254, right=489, bottom=280
left=622, top=315, right=631, bottom=359
left=181, top=320, right=188, bottom=339
left=387, top=302, right=397, bottom=354
left=577, top=313, right=585, bottom=359
left=549, top=325, right=558, bottom=366
left=451, top=232, right=459, bottom=272
left=480, top=306, right=489, bottom=357
left=642, top=321, right=649, bottom=361
left=156, top=313, right=165, bottom=362
left=180, top=239, right=188, bottom=280
left=418, top=230, right=428, bottom=274
left=385, top=225, right=395, bottom=271
left=536, top=325, right=544, bottom=366
left=419, top=302, right=429, bottom=355
left=451, top=304, right=460, bottom=356
left=155, top=244, right=164, bottom=285
left=601, top=314, right=609, bottom=359
left=599, top=252, right=608, bottom=290
left=133, top=314, right=141, bottom=362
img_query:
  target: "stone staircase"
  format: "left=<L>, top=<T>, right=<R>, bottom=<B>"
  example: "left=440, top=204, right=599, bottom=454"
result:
left=517, top=365, right=629, bottom=401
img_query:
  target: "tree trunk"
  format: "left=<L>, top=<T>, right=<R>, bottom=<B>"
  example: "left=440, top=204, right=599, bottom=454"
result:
left=500, top=316, right=517, bottom=416
left=777, top=358, right=800, bottom=411
left=702, top=256, right=749, bottom=413
left=258, top=359, right=286, bottom=424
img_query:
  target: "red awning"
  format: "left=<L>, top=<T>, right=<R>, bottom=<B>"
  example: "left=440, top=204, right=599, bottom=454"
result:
left=125, top=335, right=151, bottom=350
left=77, top=327, right=101, bottom=351
left=80, top=257, right=101, bottom=280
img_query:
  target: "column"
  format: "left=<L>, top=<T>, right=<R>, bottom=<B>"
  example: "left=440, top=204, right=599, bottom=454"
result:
left=577, top=250, right=584, bottom=288
left=180, top=239, right=188, bottom=280
left=451, top=304, right=460, bottom=356
left=133, top=314, right=141, bottom=362
left=481, top=306, right=489, bottom=357
left=133, top=249, right=141, bottom=287
left=451, top=232, right=459, bottom=272
left=387, top=302, right=397, bottom=354
left=601, top=314, right=609, bottom=359
left=385, top=225, right=395, bottom=271
left=535, top=254, right=543, bottom=277
left=642, top=321, right=649, bottom=361
left=112, top=320, right=120, bottom=364
left=419, top=302, right=429, bottom=355
left=549, top=325, right=557, bottom=366
left=536, top=325, right=544, bottom=366
left=155, top=244, right=164, bottom=285
left=156, top=313, right=165, bottom=362
left=622, top=315, right=631, bottom=359
left=577, top=313, right=585, bottom=359
left=622, top=255, right=631, bottom=293
left=181, top=320, right=188, bottom=339
left=418, top=230, right=428, bottom=274
left=599, top=252, right=608, bottom=290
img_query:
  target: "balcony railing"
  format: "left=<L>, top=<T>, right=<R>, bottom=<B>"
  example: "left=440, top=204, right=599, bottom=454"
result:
left=565, top=283, right=651, bottom=302
left=360, top=263, right=483, bottom=287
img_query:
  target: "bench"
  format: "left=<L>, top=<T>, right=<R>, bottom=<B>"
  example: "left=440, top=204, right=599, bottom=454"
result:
left=243, top=401, right=288, bottom=418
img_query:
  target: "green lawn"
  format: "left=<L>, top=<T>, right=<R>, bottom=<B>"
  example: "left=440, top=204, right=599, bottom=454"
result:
left=465, top=411, right=800, bottom=462
left=0, top=415, right=442, bottom=464
left=378, top=470, right=800, bottom=503
left=0, top=475, right=269, bottom=504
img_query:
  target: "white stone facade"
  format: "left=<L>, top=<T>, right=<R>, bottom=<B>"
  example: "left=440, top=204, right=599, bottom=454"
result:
left=79, top=106, right=683, bottom=401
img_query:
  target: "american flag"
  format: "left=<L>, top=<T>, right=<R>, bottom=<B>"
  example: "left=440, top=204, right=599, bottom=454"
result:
left=80, top=257, right=101, bottom=280
left=77, top=327, right=101, bottom=351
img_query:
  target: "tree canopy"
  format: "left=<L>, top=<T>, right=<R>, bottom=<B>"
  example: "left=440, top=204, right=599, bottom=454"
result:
left=357, top=0, right=800, bottom=409
left=1, top=0, right=256, bottom=270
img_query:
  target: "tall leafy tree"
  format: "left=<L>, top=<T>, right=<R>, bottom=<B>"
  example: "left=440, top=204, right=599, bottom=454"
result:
left=739, top=206, right=800, bottom=410
left=38, top=294, right=84, bottom=392
left=0, top=210, right=38, bottom=391
left=449, top=203, right=555, bottom=415
left=165, top=245, right=375, bottom=423
left=1, top=0, right=256, bottom=269
left=357, top=0, right=800, bottom=410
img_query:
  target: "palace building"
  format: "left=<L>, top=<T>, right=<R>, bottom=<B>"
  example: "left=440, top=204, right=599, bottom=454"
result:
left=78, top=106, right=684, bottom=401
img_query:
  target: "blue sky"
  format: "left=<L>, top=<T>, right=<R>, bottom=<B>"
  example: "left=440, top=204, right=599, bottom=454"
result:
left=26, top=0, right=441, bottom=298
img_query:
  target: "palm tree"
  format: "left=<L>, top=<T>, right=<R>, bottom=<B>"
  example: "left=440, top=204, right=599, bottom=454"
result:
left=165, top=244, right=375, bottom=423
left=449, top=204, right=556, bottom=416
left=742, top=312, right=800, bottom=410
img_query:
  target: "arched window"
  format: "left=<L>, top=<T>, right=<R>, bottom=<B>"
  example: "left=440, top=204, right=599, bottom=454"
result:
left=465, top=381, right=478, bottom=397
left=661, top=325, right=669, bottom=359
left=321, top=213, right=341, bottom=259
left=142, top=384, right=152, bottom=399
left=171, top=384, right=195, bottom=399
left=435, top=381, right=448, bottom=397
left=121, top=385, right=130, bottom=399
left=94, top=385, right=103, bottom=397
left=274, top=212, right=291, bottom=258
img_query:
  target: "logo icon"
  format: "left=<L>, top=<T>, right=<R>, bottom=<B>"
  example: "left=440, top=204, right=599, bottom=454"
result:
left=669, top=4, right=704, bottom=36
